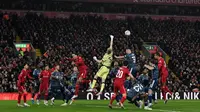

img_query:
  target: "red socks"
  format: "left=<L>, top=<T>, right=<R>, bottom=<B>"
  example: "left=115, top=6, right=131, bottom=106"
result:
left=162, top=86, right=172, bottom=100
left=44, top=94, right=48, bottom=100
left=165, top=86, right=172, bottom=95
left=162, top=86, right=166, bottom=100
left=120, top=95, right=126, bottom=104
left=18, top=94, right=22, bottom=104
left=23, top=94, right=27, bottom=103
left=110, top=94, right=116, bottom=105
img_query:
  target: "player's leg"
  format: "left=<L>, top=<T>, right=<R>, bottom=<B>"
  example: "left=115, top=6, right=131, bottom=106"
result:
left=116, top=93, right=122, bottom=104
left=17, top=85, right=23, bottom=107
left=36, top=84, right=43, bottom=105
left=148, top=89, right=153, bottom=107
left=22, top=87, right=30, bottom=107
left=119, top=86, right=127, bottom=109
left=72, top=76, right=82, bottom=99
left=96, top=67, right=109, bottom=96
left=88, top=67, right=104, bottom=91
left=109, top=85, right=118, bottom=108
left=143, top=94, right=152, bottom=110
left=48, top=85, right=56, bottom=105
left=43, top=85, right=49, bottom=106
left=161, top=75, right=172, bottom=103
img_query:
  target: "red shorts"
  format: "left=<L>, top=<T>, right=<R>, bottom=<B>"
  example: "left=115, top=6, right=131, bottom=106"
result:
left=78, top=69, right=87, bottom=79
left=17, top=83, right=26, bottom=93
left=39, top=83, right=49, bottom=94
left=161, top=75, right=168, bottom=84
left=113, top=82, right=126, bottom=94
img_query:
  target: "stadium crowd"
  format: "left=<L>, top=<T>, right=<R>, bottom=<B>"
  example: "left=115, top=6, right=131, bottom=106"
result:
left=0, top=2, right=200, bottom=93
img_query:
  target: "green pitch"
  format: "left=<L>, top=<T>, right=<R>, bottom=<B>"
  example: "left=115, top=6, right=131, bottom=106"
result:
left=0, top=100, right=199, bottom=112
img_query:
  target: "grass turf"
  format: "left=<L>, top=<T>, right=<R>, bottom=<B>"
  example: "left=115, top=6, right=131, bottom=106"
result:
left=0, top=100, right=199, bottom=112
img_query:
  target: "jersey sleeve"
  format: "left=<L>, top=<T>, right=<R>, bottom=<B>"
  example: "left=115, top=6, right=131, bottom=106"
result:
left=39, top=71, right=43, bottom=78
left=27, top=73, right=33, bottom=79
left=158, top=59, right=163, bottom=71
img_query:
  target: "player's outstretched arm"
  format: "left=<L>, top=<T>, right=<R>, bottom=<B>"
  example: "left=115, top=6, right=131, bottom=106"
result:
left=128, top=73, right=135, bottom=80
left=109, top=35, right=114, bottom=50
left=114, top=55, right=125, bottom=59
left=144, top=64, right=154, bottom=70
left=93, top=56, right=102, bottom=63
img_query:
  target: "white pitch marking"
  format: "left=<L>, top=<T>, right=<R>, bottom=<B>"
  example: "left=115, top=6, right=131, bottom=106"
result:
left=84, top=104, right=182, bottom=112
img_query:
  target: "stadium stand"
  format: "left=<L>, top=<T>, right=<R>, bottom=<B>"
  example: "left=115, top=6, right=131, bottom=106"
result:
left=0, top=1, right=199, bottom=93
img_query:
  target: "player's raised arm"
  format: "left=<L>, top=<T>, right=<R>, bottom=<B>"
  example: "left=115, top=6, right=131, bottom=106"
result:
left=93, top=56, right=102, bottom=63
left=109, top=35, right=114, bottom=50
left=144, top=64, right=154, bottom=70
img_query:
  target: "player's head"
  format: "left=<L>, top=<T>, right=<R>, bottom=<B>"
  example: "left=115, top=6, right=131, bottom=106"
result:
left=55, top=65, right=60, bottom=70
left=154, top=52, right=161, bottom=59
left=106, top=48, right=112, bottom=54
left=24, top=64, right=29, bottom=69
left=149, top=59, right=158, bottom=67
left=45, top=65, right=49, bottom=70
left=123, top=60, right=129, bottom=66
left=143, top=68, right=149, bottom=74
left=126, top=49, right=132, bottom=54
left=114, top=61, right=119, bottom=67
left=72, top=54, right=78, bottom=59
left=73, top=66, right=78, bottom=72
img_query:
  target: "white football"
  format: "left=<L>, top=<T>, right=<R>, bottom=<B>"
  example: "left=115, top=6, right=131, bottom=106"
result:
left=125, top=30, right=131, bottom=36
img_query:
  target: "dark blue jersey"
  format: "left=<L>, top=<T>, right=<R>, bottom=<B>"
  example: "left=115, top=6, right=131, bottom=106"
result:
left=70, top=72, right=77, bottom=88
left=138, top=74, right=149, bottom=87
left=109, top=67, right=119, bottom=78
left=127, top=82, right=144, bottom=98
left=125, top=53, right=136, bottom=68
left=51, top=71, right=63, bottom=86
left=33, top=69, right=41, bottom=79
left=152, top=65, right=159, bottom=80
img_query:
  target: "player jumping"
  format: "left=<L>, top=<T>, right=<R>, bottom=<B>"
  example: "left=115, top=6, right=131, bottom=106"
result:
left=36, top=65, right=51, bottom=106
left=67, top=54, right=89, bottom=100
left=109, top=61, right=134, bottom=109
left=17, top=64, right=33, bottom=107
left=154, top=52, right=172, bottom=103
left=87, top=35, right=114, bottom=96
left=115, top=49, right=136, bottom=77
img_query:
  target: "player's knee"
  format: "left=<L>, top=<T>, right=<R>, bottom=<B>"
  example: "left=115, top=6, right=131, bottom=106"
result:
left=101, top=79, right=106, bottom=83
left=122, top=94, right=127, bottom=98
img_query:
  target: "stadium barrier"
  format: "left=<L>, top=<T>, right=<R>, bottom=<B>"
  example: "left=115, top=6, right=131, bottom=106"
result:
left=1, top=10, right=200, bottom=21
left=0, top=92, right=199, bottom=100
left=53, top=0, right=200, bottom=6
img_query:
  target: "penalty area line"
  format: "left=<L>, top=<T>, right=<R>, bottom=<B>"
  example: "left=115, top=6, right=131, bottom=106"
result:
left=84, top=104, right=182, bottom=112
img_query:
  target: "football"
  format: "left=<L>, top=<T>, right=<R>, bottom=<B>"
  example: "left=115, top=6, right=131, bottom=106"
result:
left=125, top=30, right=131, bottom=36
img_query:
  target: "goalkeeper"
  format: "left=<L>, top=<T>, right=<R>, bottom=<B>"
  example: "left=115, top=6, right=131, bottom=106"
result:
left=87, top=35, right=114, bottom=96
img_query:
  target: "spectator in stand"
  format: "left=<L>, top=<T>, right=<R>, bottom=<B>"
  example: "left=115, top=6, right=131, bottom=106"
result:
left=0, top=10, right=199, bottom=93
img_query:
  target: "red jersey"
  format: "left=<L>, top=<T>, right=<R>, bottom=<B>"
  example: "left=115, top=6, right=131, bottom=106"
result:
left=18, top=69, right=32, bottom=84
left=114, top=66, right=130, bottom=84
left=158, top=57, right=168, bottom=76
left=69, top=56, right=88, bottom=71
left=39, top=70, right=51, bottom=84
